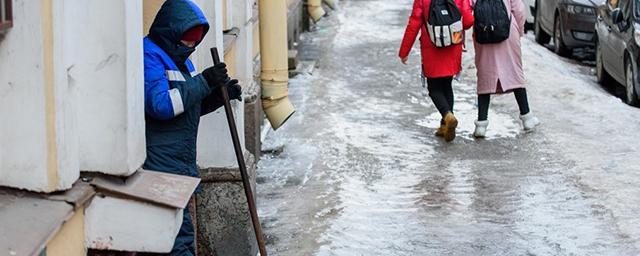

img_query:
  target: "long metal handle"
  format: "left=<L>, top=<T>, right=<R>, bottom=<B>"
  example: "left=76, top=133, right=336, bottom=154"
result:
left=210, top=48, right=268, bottom=256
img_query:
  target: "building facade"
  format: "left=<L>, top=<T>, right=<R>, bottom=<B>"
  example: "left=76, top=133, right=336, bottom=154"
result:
left=0, top=0, right=328, bottom=254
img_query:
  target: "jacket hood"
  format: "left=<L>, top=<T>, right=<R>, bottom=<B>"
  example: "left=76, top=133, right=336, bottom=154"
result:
left=148, top=0, right=210, bottom=66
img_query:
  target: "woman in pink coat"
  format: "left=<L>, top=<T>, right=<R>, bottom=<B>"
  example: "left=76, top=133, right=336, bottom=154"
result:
left=470, top=0, right=540, bottom=138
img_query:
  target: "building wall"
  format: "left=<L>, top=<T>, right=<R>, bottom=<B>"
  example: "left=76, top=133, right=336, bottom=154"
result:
left=85, top=196, right=183, bottom=252
left=143, top=0, right=163, bottom=34
left=47, top=210, right=86, bottom=256
left=287, top=0, right=306, bottom=50
left=71, top=0, right=145, bottom=176
left=194, top=0, right=247, bottom=169
left=0, top=0, right=79, bottom=192
left=0, top=0, right=272, bottom=252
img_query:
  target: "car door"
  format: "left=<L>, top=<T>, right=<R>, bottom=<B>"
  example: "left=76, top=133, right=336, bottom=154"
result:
left=540, top=0, right=557, bottom=33
left=525, top=0, right=536, bottom=23
left=599, top=0, right=621, bottom=79
left=609, top=0, right=631, bottom=81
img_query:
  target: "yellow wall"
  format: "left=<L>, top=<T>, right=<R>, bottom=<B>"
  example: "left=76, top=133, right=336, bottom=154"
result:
left=225, top=45, right=237, bottom=77
left=223, top=0, right=228, bottom=30
left=252, top=21, right=260, bottom=59
left=42, top=0, right=59, bottom=191
left=46, top=210, right=85, bottom=256
left=143, top=0, right=164, bottom=35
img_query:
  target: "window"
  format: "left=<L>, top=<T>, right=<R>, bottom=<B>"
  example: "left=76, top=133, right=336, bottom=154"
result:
left=0, top=0, right=12, bottom=32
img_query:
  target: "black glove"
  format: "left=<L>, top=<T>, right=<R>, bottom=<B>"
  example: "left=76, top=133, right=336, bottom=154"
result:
left=202, top=63, right=230, bottom=89
left=224, top=79, right=242, bottom=101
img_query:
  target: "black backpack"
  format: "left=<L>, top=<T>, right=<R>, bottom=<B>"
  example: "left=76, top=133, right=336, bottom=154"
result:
left=426, top=0, right=464, bottom=48
left=473, top=0, right=511, bottom=44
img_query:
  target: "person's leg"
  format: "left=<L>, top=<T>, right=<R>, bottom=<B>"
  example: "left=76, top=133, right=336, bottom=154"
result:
left=432, top=77, right=454, bottom=138
left=513, top=88, right=540, bottom=130
left=473, top=94, right=491, bottom=138
left=477, top=94, right=491, bottom=121
left=428, top=77, right=457, bottom=141
left=427, top=77, right=453, bottom=117
left=171, top=208, right=196, bottom=256
left=442, top=77, right=455, bottom=112
left=513, top=88, right=530, bottom=115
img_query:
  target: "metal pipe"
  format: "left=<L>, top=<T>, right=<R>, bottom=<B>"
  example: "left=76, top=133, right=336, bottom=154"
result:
left=308, top=0, right=326, bottom=22
left=259, top=0, right=295, bottom=130
left=323, top=0, right=339, bottom=10
left=210, top=48, right=268, bottom=256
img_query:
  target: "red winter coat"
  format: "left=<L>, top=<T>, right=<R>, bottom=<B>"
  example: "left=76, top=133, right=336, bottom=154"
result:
left=399, top=0, right=474, bottom=78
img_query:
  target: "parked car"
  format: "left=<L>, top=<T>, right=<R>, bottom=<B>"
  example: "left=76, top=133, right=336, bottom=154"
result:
left=524, top=0, right=536, bottom=30
left=595, top=0, right=640, bottom=105
left=534, top=0, right=602, bottom=56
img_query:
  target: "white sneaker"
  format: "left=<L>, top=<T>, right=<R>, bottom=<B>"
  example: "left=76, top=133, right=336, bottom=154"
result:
left=474, top=120, right=489, bottom=138
left=520, top=113, right=540, bottom=131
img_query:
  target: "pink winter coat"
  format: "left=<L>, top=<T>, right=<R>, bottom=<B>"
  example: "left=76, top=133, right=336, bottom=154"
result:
left=471, top=0, right=526, bottom=94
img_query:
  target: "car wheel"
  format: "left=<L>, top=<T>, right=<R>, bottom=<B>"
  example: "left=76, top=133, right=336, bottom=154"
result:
left=553, top=14, right=571, bottom=57
left=625, top=58, right=639, bottom=106
left=525, top=22, right=534, bottom=32
left=534, top=3, right=551, bottom=44
left=596, top=39, right=612, bottom=85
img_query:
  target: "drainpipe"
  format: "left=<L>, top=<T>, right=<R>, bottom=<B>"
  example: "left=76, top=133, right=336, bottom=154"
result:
left=308, top=0, right=326, bottom=22
left=259, top=0, right=296, bottom=130
left=323, top=0, right=339, bottom=10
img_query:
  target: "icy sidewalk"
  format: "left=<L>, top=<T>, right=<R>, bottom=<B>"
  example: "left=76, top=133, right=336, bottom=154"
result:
left=256, top=0, right=640, bottom=254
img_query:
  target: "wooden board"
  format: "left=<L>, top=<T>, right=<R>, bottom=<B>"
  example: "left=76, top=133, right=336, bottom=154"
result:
left=91, top=170, right=200, bottom=209
left=46, top=181, right=95, bottom=210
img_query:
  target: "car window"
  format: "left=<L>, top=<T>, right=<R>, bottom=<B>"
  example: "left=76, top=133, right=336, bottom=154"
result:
left=611, top=0, right=631, bottom=12
left=619, top=0, right=629, bottom=11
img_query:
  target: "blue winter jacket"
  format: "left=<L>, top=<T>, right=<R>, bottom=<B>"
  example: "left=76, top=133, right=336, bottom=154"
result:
left=143, top=0, right=224, bottom=178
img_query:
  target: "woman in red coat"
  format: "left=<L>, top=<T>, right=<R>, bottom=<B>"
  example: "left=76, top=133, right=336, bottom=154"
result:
left=399, top=0, right=474, bottom=142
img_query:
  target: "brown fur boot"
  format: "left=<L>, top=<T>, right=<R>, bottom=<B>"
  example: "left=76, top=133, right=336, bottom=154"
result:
left=443, top=112, right=458, bottom=142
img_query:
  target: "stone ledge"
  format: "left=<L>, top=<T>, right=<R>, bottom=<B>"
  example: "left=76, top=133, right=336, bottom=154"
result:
left=243, top=78, right=261, bottom=104
left=199, top=152, right=256, bottom=183
left=223, top=27, right=240, bottom=55
left=0, top=181, right=94, bottom=256
left=196, top=149, right=258, bottom=256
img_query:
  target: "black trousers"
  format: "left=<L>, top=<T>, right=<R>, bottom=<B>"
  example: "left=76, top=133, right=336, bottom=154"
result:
left=427, top=77, right=454, bottom=117
left=478, top=88, right=530, bottom=121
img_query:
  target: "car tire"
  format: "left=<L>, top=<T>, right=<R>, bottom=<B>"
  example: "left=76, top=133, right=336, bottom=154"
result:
left=553, top=14, right=571, bottom=57
left=625, top=57, right=639, bottom=106
left=596, top=39, right=612, bottom=85
left=534, top=3, right=551, bottom=45
left=525, top=22, right=534, bottom=32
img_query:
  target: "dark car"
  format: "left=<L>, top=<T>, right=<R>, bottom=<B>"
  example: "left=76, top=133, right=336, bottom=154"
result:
left=534, top=0, right=602, bottom=56
left=595, top=0, right=640, bottom=105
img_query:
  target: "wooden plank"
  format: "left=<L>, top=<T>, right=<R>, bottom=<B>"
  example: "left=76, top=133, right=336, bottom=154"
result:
left=90, top=170, right=200, bottom=209
left=46, top=181, right=95, bottom=210
left=0, top=190, right=74, bottom=256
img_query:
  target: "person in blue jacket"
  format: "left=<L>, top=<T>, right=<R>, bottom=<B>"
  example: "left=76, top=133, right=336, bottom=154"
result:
left=143, top=0, right=242, bottom=254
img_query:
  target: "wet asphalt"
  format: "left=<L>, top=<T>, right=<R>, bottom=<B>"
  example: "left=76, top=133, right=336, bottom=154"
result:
left=256, top=0, right=640, bottom=255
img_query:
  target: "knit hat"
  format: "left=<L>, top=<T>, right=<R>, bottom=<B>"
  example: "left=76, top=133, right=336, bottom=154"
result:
left=181, top=25, right=204, bottom=42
